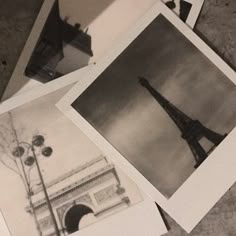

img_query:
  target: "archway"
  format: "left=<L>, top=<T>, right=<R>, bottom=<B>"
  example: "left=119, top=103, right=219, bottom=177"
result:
left=64, top=204, right=94, bottom=234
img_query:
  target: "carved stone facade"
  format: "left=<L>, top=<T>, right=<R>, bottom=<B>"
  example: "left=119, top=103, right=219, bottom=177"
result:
left=26, top=156, right=130, bottom=236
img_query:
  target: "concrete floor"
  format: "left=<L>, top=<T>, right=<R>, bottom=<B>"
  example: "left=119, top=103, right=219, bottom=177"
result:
left=0, top=0, right=235, bottom=235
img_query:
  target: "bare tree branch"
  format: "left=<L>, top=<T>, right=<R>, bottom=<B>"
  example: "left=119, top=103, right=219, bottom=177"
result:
left=8, top=112, right=20, bottom=145
left=0, top=146, right=21, bottom=176
left=0, top=157, right=19, bottom=175
left=0, top=143, right=15, bottom=162
left=0, top=113, right=25, bottom=180
left=0, top=129, right=13, bottom=152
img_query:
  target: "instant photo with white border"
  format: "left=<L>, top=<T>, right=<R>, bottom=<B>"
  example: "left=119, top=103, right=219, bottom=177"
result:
left=0, top=68, right=167, bottom=236
left=64, top=200, right=164, bottom=236
left=0, top=201, right=163, bottom=236
left=1, top=0, right=204, bottom=101
left=56, top=1, right=236, bottom=233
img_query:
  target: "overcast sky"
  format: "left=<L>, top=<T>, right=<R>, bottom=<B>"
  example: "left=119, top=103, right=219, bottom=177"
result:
left=73, top=15, right=236, bottom=198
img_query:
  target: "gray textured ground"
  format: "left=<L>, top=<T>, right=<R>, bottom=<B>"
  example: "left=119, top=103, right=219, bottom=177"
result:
left=0, top=0, right=235, bottom=235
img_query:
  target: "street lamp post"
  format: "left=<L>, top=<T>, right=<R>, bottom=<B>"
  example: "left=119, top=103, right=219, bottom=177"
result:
left=12, top=145, right=42, bottom=236
left=12, top=135, right=61, bottom=236
left=31, top=146, right=61, bottom=236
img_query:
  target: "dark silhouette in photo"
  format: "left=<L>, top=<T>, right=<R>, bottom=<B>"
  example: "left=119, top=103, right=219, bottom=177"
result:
left=25, top=1, right=93, bottom=83
left=72, top=15, right=236, bottom=198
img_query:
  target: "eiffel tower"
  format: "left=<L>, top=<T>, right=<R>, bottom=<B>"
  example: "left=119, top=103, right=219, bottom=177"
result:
left=138, top=77, right=227, bottom=168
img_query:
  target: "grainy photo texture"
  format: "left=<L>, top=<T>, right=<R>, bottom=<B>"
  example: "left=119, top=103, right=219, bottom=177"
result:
left=72, top=14, right=236, bottom=198
left=2, top=0, right=204, bottom=101
left=24, top=0, right=94, bottom=83
left=3, top=0, right=158, bottom=100
left=0, top=87, right=142, bottom=236
left=24, top=0, right=195, bottom=83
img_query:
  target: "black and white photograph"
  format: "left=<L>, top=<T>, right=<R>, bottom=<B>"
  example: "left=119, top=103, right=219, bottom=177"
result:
left=1, top=0, right=204, bottom=101
left=1, top=0, right=155, bottom=100
left=0, top=82, right=168, bottom=236
left=23, top=0, right=202, bottom=84
left=56, top=2, right=236, bottom=232
left=70, top=13, right=236, bottom=198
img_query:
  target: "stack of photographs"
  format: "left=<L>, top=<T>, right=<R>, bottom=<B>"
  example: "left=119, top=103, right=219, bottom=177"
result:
left=56, top=1, right=236, bottom=234
left=0, top=70, right=167, bottom=236
left=1, top=1, right=235, bottom=236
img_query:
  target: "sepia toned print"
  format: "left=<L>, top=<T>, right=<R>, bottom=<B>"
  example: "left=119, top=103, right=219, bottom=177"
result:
left=71, top=14, right=236, bottom=198
left=2, top=0, right=204, bottom=101
left=2, top=0, right=157, bottom=100
left=0, top=87, right=143, bottom=236
left=55, top=2, right=236, bottom=232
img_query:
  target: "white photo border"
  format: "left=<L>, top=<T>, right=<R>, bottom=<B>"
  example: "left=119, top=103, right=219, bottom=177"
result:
left=184, top=0, right=204, bottom=27
left=56, top=1, right=236, bottom=233
left=0, top=66, right=167, bottom=236
left=162, top=0, right=204, bottom=28
left=2, top=0, right=204, bottom=101
left=1, top=0, right=55, bottom=101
